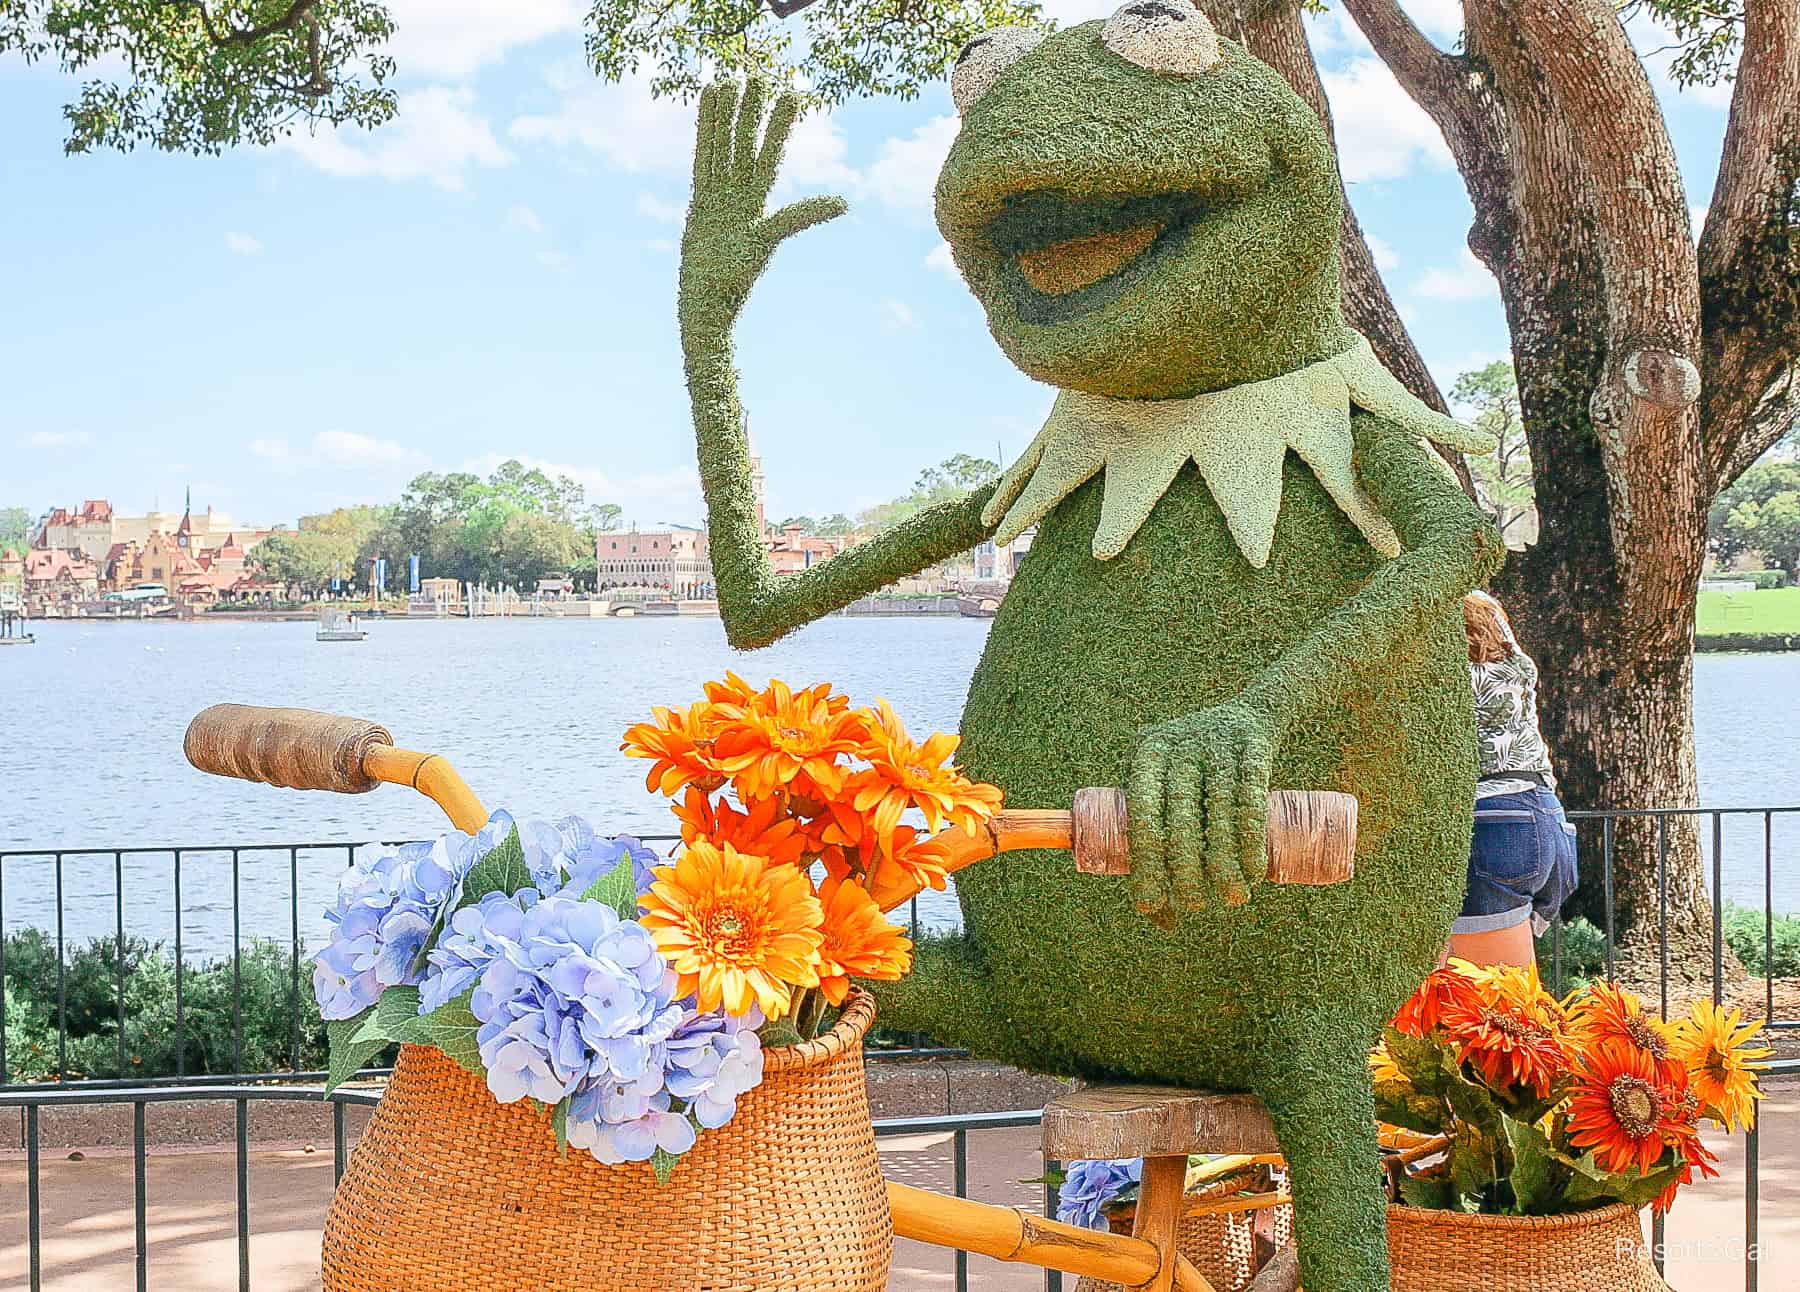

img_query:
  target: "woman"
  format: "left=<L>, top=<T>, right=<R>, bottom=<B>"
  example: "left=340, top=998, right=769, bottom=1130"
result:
left=1453, top=591, right=1578, bottom=967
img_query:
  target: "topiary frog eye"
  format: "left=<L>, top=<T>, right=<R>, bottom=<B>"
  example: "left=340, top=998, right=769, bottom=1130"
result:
left=950, top=27, right=1046, bottom=115
left=1101, top=0, right=1221, bottom=76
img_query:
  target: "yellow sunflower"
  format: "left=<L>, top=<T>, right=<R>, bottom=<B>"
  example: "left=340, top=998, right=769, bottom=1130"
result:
left=1669, top=998, right=1770, bottom=1133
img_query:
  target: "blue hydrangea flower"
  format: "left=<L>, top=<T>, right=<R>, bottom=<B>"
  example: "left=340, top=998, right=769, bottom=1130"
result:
left=311, top=828, right=493, bottom=1021
left=663, top=1009, right=766, bottom=1129
left=1057, top=1158, right=1143, bottom=1230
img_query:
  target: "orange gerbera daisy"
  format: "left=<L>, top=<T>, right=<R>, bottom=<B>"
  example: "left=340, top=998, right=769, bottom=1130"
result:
left=1568, top=981, right=1684, bottom=1083
left=1669, top=998, right=1770, bottom=1133
left=1565, top=1042, right=1688, bottom=1175
left=709, top=679, right=869, bottom=800
left=1439, top=978, right=1568, bottom=1098
left=850, top=700, right=1003, bottom=850
left=639, top=840, right=824, bottom=1018
left=1391, top=965, right=1485, bottom=1039
left=1653, top=1115, right=1720, bottom=1213
left=621, top=701, right=729, bottom=797
left=669, top=787, right=810, bottom=867
left=815, top=875, right=913, bottom=1005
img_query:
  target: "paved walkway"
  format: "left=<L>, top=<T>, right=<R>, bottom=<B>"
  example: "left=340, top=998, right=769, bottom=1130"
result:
left=2, top=1092, right=1793, bottom=1290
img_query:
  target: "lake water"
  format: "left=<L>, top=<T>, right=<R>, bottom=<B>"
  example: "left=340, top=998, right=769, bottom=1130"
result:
left=2, top=617, right=1796, bottom=957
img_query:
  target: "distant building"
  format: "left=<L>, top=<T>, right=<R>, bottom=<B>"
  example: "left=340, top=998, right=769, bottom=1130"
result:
left=974, top=528, right=1035, bottom=581
left=767, top=523, right=850, bottom=576
left=23, top=547, right=100, bottom=606
left=595, top=527, right=713, bottom=599
left=38, top=500, right=116, bottom=561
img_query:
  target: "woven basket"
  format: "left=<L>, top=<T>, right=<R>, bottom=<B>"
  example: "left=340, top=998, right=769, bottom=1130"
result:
left=1074, top=1171, right=1294, bottom=1292
left=1388, top=1202, right=1669, bottom=1291
left=322, top=989, right=891, bottom=1291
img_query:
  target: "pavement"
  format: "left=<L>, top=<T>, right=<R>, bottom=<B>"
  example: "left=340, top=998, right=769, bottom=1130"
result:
left=1, top=1090, right=1793, bottom=1291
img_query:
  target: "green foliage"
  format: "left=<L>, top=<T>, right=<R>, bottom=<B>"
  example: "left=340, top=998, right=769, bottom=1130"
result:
left=417, top=988, right=483, bottom=1074
left=1452, top=362, right=1534, bottom=542
left=0, top=506, right=29, bottom=547
left=1535, top=916, right=1610, bottom=992
left=325, top=1007, right=385, bottom=1092
left=2, top=929, right=329, bottom=1082
left=453, top=825, right=530, bottom=912
left=1, top=0, right=397, bottom=154
left=1709, top=461, right=1800, bottom=566
left=1621, top=2, right=1744, bottom=88
left=581, top=856, right=640, bottom=918
left=585, top=0, right=1045, bottom=105
left=855, top=453, right=1000, bottom=535
left=1722, top=903, right=1800, bottom=977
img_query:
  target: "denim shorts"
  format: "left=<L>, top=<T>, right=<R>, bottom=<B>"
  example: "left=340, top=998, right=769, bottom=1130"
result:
left=1456, top=788, right=1579, bottom=934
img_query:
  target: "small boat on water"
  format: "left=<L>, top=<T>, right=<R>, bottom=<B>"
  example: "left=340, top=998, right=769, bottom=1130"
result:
left=957, top=596, right=1000, bottom=619
left=316, top=607, right=368, bottom=642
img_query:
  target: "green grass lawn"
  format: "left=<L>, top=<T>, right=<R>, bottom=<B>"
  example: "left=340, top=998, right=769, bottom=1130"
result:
left=1697, top=586, right=1800, bottom=635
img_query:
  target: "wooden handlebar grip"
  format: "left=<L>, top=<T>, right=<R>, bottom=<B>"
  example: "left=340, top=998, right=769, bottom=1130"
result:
left=1071, top=787, right=1358, bottom=885
left=184, top=703, right=394, bottom=795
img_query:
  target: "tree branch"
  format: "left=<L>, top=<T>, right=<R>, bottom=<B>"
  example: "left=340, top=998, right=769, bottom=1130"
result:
left=194, top=0, right=320, bottom=48
left=1717, top=363, right=1800, bottom=487
left=1698, top=0, right=1800, bottom=486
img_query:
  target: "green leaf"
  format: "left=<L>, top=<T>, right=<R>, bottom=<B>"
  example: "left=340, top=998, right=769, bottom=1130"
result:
left=326, top=1006, right=386, bottom=1094
left=1501, top=1117, right=1566, bottom=1215
left=419, top=988, right=485, bottom=1076
left=351, top=985, right=425, bottom=1047
left=1555, top=1145, right=1684, bottom=1210
left=1443, top=1071, right=1505, bottom=1139
left=552, top=1099, right=570, bottom=1158
left=580, top=857, right=640, bottom=919
left=1384, top=1027, right=1453, bottom=1097
left=454, top=826, right=532, bottom=911
left=1446, top=1126, right=1500, bottom=1204
left=651, top=1147, right=682, bottom=1186
left=757, top=1017, right=805, bottom=1049
left=1397, top=1174, right=1454, bottom=1210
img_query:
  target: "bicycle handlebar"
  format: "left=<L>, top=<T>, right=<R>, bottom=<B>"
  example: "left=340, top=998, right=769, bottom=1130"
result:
left=185, top=703, right=393, bottom=795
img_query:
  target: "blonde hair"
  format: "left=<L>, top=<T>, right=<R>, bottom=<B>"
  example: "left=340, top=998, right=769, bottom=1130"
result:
left=1462, top=591, right=1515, bottom=664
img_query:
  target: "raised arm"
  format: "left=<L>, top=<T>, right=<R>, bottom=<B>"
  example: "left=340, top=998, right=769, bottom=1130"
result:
left=1127, top=413, right=1505, bottom=919
left=678, top=80, right=998, bottom=650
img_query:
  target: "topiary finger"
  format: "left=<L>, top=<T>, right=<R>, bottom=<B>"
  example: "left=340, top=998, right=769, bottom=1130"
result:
left=1203, top=737, right=1246, bottom=906
left=693, top=83, right=723, bottom=190
left=709, top=79, right=740, bottom=182
left=1128, top=738, right=1172, bottom=919
left=755, top=195, right=848, bottom=248
left=733, top=79, right=768, bottom=179
left=1167, top=747, right=1209, bottom=912
left=754, top=92, right=802, bottom=194
left=1237, top=731, right=1271, bottom=888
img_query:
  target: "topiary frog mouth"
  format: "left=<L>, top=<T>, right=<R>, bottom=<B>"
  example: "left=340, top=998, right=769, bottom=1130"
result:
left=985, top=190, right=1217, bottom=324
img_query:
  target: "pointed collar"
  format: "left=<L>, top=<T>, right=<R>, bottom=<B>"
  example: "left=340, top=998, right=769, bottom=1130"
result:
left=982, top=334, right=1492, bottom=568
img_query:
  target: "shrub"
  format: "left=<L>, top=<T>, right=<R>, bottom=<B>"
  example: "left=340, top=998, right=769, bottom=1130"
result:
left=1535, top=916, right=1609, bottom=992
left=2, top=930, right=328, bottom=1082
left=1723, top=904, right=1800, bottom=978
left=1749, top=570, right=1790, bottom=590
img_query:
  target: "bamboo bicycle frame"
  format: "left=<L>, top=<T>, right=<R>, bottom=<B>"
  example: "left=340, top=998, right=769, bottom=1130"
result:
left=183, top=704, right=1337, bottom=1292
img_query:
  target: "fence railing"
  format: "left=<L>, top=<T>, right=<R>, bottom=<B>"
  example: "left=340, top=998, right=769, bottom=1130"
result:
left=2, top=808, right=1795, bottom=1289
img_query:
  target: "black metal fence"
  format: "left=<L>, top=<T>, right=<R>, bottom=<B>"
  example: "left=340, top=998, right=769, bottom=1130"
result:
left=2, top=809, right=1796, bottom=1289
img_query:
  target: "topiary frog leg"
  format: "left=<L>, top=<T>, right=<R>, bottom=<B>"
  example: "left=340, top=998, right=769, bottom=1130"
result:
left=679, top=79, right=1002, bottom=650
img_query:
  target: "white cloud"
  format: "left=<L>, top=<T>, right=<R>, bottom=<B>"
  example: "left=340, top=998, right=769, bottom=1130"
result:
left=1320, top=57, right=1452, bottom=182
left=224, top=231, right=263, bottom=256
left=460, top=453, right=704, bottom=525
left=1415, top=249, right=1498, bottom=301
left=26, top=431, right=92, bottom=448
left=865, top=115, right=960, bottom=218
left=537, top=250, right=573, bottom=267
left=1691, top=204, right=1709, bottom=241
left=1435, top=349, right=1509, bottom=395
left=506, top=203, right=544, bottom=234
left=881, top=299, right=918, bottom=330
left=925, top=241, right=959, bottom=279
left=1625, top=10, right=1737, bottom=110
left=777, top=111, right=859, bottom=192
left=382, top=0, right=585, bottom=80
left=636, top=193, right=686, bottom=225
left=510, top=64, right=697, bottom=175
left=1037, top=0, right=1111, bottom=26
left=280, top=87, right=510, bottom=192
left=1365, top=233, right=1399, bottom=272
left=251, top=432, right=425, bottom=471
left=1402, top=0, right=1465, bottom=40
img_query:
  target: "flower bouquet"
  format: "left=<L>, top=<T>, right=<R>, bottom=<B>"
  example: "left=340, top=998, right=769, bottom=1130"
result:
left=312, top=674, right=1002, bottom=1292
left=1373, top=960, right=1769, bottom=1291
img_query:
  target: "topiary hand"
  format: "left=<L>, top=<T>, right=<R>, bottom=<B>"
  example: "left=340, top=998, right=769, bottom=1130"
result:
left=679, top=79, right=848, bottom=342
left=1127, top=699, right=1278, bottom=922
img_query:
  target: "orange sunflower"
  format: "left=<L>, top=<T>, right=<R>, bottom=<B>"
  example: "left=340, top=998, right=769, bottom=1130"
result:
left=1568, top=981, right=1684, bottom=1083
left=1565, top=1042, right=1689, bottom=1175
left=638, top=840, right=824, bottom=1018
left=709, top=679, right=870, bottom=800
left=1669, top=998, right=1770, bottom=1133
left=1439, top=976, right=1569, bottom=1098
left=815, top=875, right=914, bottom=1005
left=1654, top=1114, right=1720, bottom=1213
left=670, top=787, right=810, bottom=867
left=850, top=700, right=1003, bottom=850
left=621, top=701, right=729, bottom=796
left=1391, top=965, right=1486, bottom=1039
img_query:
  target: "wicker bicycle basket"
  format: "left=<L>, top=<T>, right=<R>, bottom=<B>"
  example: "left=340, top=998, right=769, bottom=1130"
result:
left=1074, top=1169, right=1294, bottom=1292
left=322, top=989, right=891, bottom=1291
left=1387, top=1201, right=1670, bottom=1292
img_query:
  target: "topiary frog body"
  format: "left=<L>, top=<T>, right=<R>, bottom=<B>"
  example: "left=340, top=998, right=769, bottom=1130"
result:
left=674, top=9, right=1504, bottom=1289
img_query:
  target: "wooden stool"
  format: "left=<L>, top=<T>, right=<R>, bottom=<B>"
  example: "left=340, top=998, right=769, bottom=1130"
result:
left=1044, top=1085, right=1285, bottom=1292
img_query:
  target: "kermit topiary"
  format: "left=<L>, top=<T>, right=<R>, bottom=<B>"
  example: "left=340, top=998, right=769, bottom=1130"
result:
left=676, top=6, right=1504, bottom=1289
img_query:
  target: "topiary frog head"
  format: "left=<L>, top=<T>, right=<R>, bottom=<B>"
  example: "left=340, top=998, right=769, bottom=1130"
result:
left=937, top=3, right=1349, bottom=401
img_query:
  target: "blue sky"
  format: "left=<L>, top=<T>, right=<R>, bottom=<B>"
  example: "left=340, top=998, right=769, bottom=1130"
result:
left=0, top=1, right=1738, bottom=532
